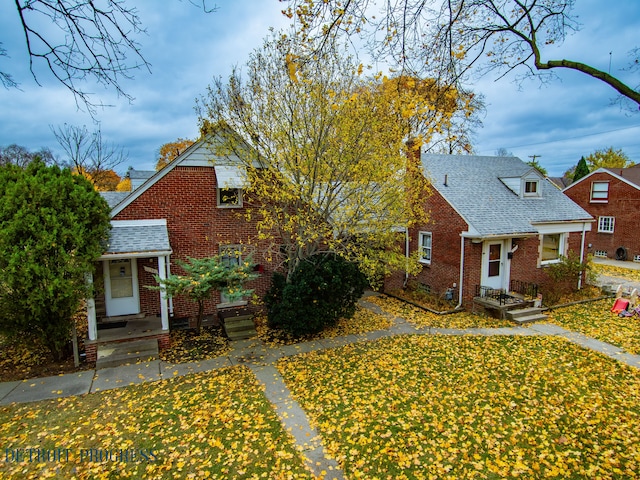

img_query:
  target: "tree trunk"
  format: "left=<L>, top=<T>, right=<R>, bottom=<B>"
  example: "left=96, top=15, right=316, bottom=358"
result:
left=195, top=300, right=204, bottom=334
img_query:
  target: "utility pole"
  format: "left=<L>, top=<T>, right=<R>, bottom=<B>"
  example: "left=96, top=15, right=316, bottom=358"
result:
left=528, top=154, right=541, bottom=162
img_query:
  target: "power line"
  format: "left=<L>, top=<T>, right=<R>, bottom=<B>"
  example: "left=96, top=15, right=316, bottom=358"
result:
left=482, top=124, right=640, bottom=152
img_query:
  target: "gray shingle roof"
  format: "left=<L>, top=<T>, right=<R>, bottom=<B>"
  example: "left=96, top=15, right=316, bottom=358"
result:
left=100, top=191, right=131, bottom=209
left=103, top=222, right=171, bottom=256
left=422, top=154, right=593, bottom=237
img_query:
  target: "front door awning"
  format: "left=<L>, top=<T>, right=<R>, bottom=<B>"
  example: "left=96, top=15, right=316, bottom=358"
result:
left=100, top=219, right=172, bottom=259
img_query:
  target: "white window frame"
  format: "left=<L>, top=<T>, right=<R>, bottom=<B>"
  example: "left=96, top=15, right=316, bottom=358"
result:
left=418, top=232, right=432, bottom=264
left=597, top=216, right=615, bottom=233
left=217, top=187, right=242, bottom=208
left=590, top=181, right=609, bottom=203
left=540, top=233, right=566, bottom=265
left=523, top=180, right=540, bottom=197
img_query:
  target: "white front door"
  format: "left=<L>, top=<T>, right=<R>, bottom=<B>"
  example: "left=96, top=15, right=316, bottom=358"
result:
left=481, top=240, right=509, bottom=290
left=103, top=258, right=140, bottom=317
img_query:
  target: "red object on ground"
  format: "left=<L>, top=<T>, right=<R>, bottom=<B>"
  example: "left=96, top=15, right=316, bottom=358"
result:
left=611, top=298, right=630, bottom=313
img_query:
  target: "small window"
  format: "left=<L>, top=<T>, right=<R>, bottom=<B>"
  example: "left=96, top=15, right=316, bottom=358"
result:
left=218, top=244, right=248, bottom=306
left=418, top=232, right=432, bottom=264
left=595, top=250, right=608, bottom=258
left=541, top=233, right=564, bottom=264
left=524, top=180, right=539, bottom=196
left=217, top=188, right=242, bottom=208
left=590, top=182, right=609, bottom=202
left=634, top=254, right=640, bottom=263
left=598, top=216, right=615, bottom=233
left=219, top=244, right=243, bottom=266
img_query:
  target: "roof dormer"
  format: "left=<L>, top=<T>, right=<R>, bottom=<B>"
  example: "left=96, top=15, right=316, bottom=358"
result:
left=499, top=168, right=544, bottom=198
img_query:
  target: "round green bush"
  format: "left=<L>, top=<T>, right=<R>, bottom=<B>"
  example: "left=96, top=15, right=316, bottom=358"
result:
left=264, top=254, right=369, bottom=336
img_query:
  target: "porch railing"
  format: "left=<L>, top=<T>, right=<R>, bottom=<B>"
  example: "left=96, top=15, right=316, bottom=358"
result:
left=509, top=280, right=538, bottom=299
left=475, top=281, right=539, bottom=306
left=475, top=285, right=510, bottom=304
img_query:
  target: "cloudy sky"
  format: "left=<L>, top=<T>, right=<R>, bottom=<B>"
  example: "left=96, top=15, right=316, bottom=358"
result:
left=1, top=0, right=639, bottom=178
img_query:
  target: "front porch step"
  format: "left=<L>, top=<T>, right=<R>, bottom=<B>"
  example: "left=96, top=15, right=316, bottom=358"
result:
left=220, top=308, right=257, bottom=341
left=96, top=338, right=159, bottom=369
left=507, top=307, right=548, bottom=324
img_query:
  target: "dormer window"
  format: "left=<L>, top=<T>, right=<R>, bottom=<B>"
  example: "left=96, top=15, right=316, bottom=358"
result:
left=524, top=180, right=539, bottom=196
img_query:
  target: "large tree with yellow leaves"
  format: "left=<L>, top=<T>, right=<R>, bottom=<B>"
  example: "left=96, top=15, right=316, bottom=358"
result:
left=198, top=33, right=464, bottom=284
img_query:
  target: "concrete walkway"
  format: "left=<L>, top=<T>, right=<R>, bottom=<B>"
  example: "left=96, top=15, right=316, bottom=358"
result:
left=1, top=293, right=640, bottom=478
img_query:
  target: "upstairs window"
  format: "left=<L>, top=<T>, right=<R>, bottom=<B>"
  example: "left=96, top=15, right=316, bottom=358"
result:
left=590, top=181, right=609, bottom=202
left=217, top=188, right=241, bottom=207
left=418, top=232, right=432, bottom=264
left=524, top=180, right=540, bottom=197
left=215, top=165, right=245, bottom=208
left=598, top=216, right=615, bottom=233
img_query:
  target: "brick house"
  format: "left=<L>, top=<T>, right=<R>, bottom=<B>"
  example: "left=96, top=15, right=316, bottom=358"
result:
left=562, top=165, right=640, bottom=262
left=385, top=154, right=594, bottom=309
left=85, top=135, right=275, bottom=361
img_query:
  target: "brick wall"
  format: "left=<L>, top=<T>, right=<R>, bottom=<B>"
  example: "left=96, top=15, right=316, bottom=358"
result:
left=564, top=172, right=640, bottom=261
left=113, top=166, right=275, bottom=320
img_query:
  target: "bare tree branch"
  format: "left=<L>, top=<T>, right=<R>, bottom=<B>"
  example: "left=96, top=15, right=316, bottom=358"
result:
left=284, top=0, right=640, bottom=109
left=4, top=1, right=217, bottom=114
left=51, top=123, right=127, bottom=189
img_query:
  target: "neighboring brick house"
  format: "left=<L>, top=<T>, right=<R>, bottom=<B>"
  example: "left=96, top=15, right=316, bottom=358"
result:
left=563, top=165, right=640, bottom=262
left=385, top=154, right=594, bottom=309
left=85, top=135, right=275, bottom=360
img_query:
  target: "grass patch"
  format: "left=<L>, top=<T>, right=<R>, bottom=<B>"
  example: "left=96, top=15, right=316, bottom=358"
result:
left=278, top=335, right=640, bottom=479
left=256, top=305, right=392, bottom=347
left=547, top=298, right=640, bottom=354
left=594, top=263, right=640, bottom=282
left=368, top=295, right=513, bottom=328
left=0, top=366, right=313, bottom=479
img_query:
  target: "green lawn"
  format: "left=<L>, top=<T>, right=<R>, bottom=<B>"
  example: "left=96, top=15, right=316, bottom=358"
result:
left=547, top=298, right=640, bottom=354
left=278, top=335, right=640, bottom=479
left=0, top=366, right=313, bottom=480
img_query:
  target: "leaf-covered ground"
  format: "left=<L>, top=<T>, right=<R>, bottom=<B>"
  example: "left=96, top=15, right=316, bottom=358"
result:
left=367, top=295, right=513, bottom=328
left=278, top=335, right=640, bottom=479
left=0, top=366, right=314, bottom=480
left=594, top=263, right=640, bottom=282
left=159, top=325, right=230, bottom=364
left=255, top=306, right=392, bottom=347
left=547, top=298, right=640, bottom=354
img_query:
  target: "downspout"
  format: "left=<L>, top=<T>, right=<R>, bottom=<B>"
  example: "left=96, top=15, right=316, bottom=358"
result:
left=456, top=234, right=465, bottom=309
